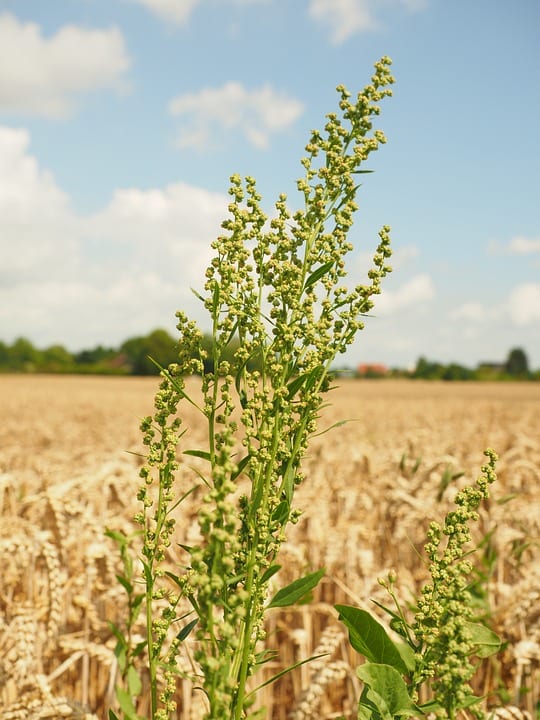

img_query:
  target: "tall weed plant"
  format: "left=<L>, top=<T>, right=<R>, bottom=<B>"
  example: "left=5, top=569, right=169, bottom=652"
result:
left=109, top=58, right=397, bottom=719
left=337, top=449, right=501, bottom=720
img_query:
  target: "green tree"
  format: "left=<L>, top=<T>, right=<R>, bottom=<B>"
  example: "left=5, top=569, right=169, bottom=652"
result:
left=74, top=345, right=117, bottom=365
left=0, top=340, right=9, bottom=370
left=121, top=329, right=178, bottom=375
left=9, top=337, right=41, bottom=371
left=504, top=347, right=529, bottom=377
left=441, top=362, right=473, bottom=381
left=42, top=344, right=74, bottom=372
left=413, top=356, right=444, bottom=379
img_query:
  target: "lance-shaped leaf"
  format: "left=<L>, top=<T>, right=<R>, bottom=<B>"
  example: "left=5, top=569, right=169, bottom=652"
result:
left=268, top=568, right=325, bottom=608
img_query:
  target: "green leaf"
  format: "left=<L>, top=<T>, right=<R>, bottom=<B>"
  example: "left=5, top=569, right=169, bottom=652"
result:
left=356, top=663, right=418, bottom=720
left=183, top=449, right=211, bottom=462
left=133, top=640, right=147, bottom=658
left=105, top=528, right=128, bottom=547
left=115, top=574, right=133, bottom=595
left=190, top=286, right=205, bottom=303
left=140, top=559, right=152, bottom=585
left=109, top=711, right=120, bottom=720
left=115, top=686, right=141, bottom=720
left=108, top=622, right=126, bottom=648
left=126, top=665, right=142, bottom=697
left=271, top=500, right=290, bottom=526
left=312, top=418, right=358, bottom=438
left=260, top=564, right=281, bottom=584
left=286, top=372, right=310, bottom=398
left=303, top=261, right=334, bottom=291
left=279, top=463, right=296, bottom=505
left=336, top=605, right=413, bottom=675
left=464, top=621, right=501, bottom=657
left=177, top=618, right=198, bottom=641
left=166, top=570, right=184, bottom=587
left=268, top=568, right=325, bottom=609
left=246, top=653, right=328, bottom=698
left=417, top=698, right=445, bottom=714
left=232, top=453, right=251, bottom=481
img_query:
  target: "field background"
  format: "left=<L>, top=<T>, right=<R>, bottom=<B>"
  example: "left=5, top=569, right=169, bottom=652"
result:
left=1, top=375, right=539, bottom=719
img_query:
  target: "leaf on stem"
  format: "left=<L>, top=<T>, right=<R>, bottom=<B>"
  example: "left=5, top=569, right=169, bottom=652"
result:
left=464, top=621, right=501, bottom=657
left=260, top=564, right=281, bottom=584
left=267, top=568, right=325, bottom=608
left=246, top=653, right=329, bottom=698
left=177, top=618, right=198, bottom=642
left=336, top=605, right=414, bottom=674
left=356, top=663, right=418, bottom=720
left=184, top=449, right=212, bottom=462
left=303, top=260, right=334, bottom=292
left=115, top=686, right=142, bottom=720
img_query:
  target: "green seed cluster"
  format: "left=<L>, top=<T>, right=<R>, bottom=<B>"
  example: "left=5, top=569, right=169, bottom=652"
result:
left=413, top=448, right=498, bottom=716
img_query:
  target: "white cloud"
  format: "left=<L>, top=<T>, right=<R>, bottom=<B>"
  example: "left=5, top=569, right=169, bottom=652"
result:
left=0, top=13, right=130, bottom=118
left=508, top=284, right=540, bottom=326
left=0, top=125, right=231, bottom=348
left=126, top=0, right=269, bottom=26
left=125, top=0, right=201, bottom=26
left=308, top=0, right=428, bottom=44
left=308, top=0, right=376, bottom=43
left=0, top=127, right=78, bottom=282
left=506, top=236, right=540, bottom=255
left=373, top=274, right=435, bottom=315
left=449, top=302, right=487, bottom=323
left=488, top=235, right=540, bottom=255
left=88, top=183, right=228, bottom=286
left=169, top=82, right=304, bottom=150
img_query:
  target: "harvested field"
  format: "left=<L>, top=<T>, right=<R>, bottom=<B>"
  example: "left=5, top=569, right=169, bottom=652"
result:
left=1, top=375, right=539, bottom=719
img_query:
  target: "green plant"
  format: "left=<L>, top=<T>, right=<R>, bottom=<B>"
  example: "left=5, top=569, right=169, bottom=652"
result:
left=109, top=56, right=395, bottom=720
left=337, top=448, right=501, bottom=720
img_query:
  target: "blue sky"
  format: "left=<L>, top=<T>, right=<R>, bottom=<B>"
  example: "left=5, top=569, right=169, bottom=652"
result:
left=1, top=0, right=539, bottom=369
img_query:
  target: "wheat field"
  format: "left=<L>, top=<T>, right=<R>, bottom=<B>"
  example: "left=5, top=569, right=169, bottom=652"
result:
left=1, top=375, right=539, bottom=719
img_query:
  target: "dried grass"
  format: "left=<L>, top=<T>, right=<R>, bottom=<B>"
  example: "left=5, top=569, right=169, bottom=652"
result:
left=1, top=375, right=539, bottom=718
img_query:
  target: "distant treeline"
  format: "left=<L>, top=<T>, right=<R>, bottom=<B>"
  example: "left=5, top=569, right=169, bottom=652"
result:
left=0, top=333, right=537, bottom=380
left=349, top=347, right=538, bottom=381
left=0, top=329, right=258, bottom=376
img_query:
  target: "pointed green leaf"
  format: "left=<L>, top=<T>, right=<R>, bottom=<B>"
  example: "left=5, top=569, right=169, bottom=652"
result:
left=357, top=663, right=418, bottom=720
left=304, top=261, right=334, bottom=291
left=177, top=618, right=198, bottom=642
left=105, top=528, right=128, bottom=546
left=133, top=640, right=147, bottom=658
left=108, top=621, right=126, bottom=647
left=115, top=574, right=133, bottom=595
left=260, top=564, right=281, bottom=584
left=286, top=372, right=310, bottom=398
left=183, top=449, right=212, bottom=461
left=246, top=653, right=328, bottom=698
left=232, top=453, right=251, bottom=481
left=279, top=463, right=296, bottom=505
left=336, top=605, right=412, bottom=675
left=268, top=568, right=325, bottom=609
left=271, top=500, right=290, bottom=526
left=464, top=621, right=501, bottom=657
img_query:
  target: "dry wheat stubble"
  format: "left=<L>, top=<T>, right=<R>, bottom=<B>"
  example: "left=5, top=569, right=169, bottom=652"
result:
left=0, top=375, right=538, bottom=718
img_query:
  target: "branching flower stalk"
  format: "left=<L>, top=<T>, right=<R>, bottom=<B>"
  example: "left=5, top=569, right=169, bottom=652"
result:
left=337, top=450, right=500, bottom=720
left=412, top=448, right=499, bottom=718
left=115, top=56, right=395, bottom=720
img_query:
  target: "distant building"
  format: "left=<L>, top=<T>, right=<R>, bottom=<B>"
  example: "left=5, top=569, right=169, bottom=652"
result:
left=357, top=363, right=389, bottom=377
